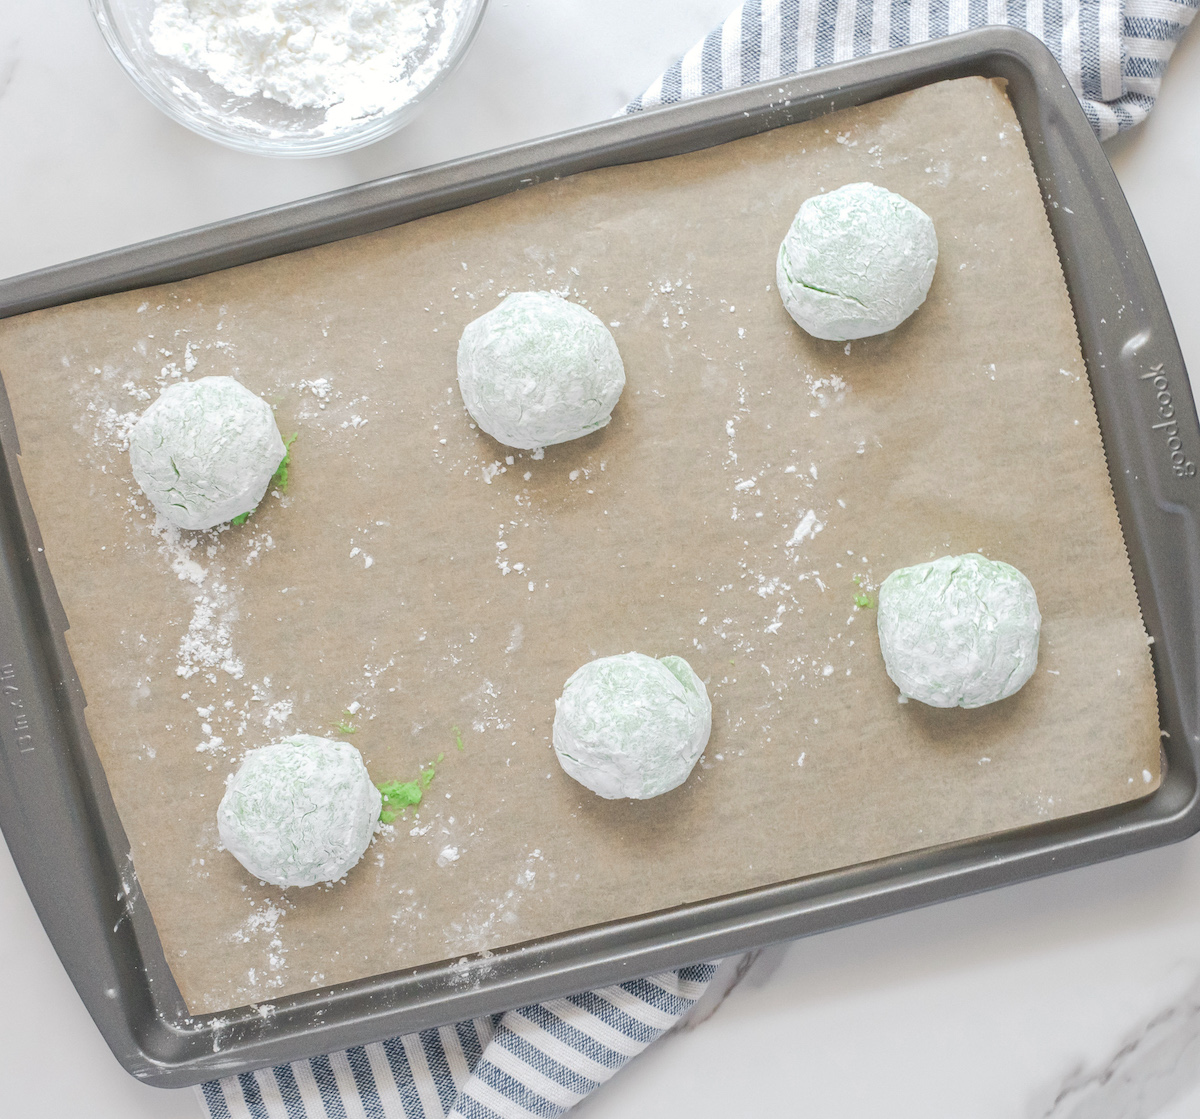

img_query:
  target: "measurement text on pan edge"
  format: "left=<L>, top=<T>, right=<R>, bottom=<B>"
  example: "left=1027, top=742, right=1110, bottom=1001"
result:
left=2, top=663, right=32, bottom=753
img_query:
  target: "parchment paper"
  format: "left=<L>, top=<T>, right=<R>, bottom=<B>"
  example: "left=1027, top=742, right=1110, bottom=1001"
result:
left=0, top=77, right=1159, bottom=1014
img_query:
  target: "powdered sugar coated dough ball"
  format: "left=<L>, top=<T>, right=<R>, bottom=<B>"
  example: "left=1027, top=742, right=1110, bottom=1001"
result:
left=776, top=182, right=938, bottom=341
left=877, top=553, right=1041, bottom=709
left=457, top=291, right=626, bottom=450
left=129, top=376, right=286, bottom=531
left=217, top=735, right=382, bottom=888
left=553, top=652, right=712, bottom=800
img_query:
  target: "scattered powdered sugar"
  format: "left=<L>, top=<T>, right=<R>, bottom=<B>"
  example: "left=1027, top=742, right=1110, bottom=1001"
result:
left=298, top=377, right=333, bottom=407
left=146, top=518, right=247, bottom=680
left=439, top=848, right=546, bottom=955
left=229, top=898, right=292, bottom=997
left=149, top=0, right=462, bottom=130
left=177, top=587, right=245, bottom=681
left=785, top=509, right=824, bottom=548
left=805, top=372, right=848, bottom=415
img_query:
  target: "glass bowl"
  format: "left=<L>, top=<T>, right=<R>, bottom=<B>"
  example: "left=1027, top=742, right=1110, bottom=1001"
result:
left=90, top=0, right=489, bottom=157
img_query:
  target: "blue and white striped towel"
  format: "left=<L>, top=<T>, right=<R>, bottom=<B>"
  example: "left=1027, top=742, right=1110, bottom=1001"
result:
left=198, top=3, right=1196, bottom=1116
left=625, top=0, right=1198, bottom=138
left=198, top=963, right=717, bottom=1118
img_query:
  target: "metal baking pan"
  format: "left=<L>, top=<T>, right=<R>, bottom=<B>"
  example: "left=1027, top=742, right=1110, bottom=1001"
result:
left=0, top=26, right=1196, bottom=1087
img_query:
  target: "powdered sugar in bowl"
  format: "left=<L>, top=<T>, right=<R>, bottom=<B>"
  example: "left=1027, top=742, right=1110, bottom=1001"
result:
left=91, top=0, right=488, bottom=157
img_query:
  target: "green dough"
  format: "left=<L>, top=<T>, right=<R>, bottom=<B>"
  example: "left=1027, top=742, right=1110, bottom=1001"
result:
left=457, top=291, right=626, bottom=450
left=553, top=652, right=712, bottom=799
left=776, top=182, right=938, bottom=341
left=876, top=554, right=1041, bottom=708
left=377, top=761, right=437, bottom=824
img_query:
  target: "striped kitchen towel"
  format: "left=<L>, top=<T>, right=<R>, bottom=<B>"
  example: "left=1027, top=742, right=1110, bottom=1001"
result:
left=625, top=0, right=1199, bottom=140
left=197, top=961, right=717, bottom=1118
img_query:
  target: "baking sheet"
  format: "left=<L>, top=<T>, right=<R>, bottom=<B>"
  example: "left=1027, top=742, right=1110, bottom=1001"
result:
left=0, top=75, right=1158, bottom=1014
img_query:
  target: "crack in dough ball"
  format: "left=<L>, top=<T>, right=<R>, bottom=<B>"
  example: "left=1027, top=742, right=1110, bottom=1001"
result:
left=877, top=554, right=1041, bottom=709
left=129, top=376, right=287, bottom=530
left=217, top=735, right=382, bottom=888
left=553, top=652, right=712, bottom=800
left=776, top=182, right=938, bottom=341
left=457, top=291, right=626, bottom=450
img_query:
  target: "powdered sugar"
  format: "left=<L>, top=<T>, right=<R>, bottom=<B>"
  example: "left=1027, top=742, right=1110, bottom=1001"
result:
left=149, top=0, right=458, bottom=131
left=176, top=585, right=245, bottom=681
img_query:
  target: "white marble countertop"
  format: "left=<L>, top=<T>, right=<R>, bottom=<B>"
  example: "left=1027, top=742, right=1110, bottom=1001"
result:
left=3, top=3, right=1200, bottom=1115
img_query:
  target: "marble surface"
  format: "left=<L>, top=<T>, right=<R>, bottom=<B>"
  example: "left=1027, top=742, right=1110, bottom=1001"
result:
left=2, top=2, right=1200, bottom=1115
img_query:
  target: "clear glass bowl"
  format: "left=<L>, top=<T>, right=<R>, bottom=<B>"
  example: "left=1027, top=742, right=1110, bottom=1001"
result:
left=91, top=0, right=489, bottom=157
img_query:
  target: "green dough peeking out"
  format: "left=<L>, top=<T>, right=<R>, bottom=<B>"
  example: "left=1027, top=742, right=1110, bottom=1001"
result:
left=377, top=760, right=438, bottom=824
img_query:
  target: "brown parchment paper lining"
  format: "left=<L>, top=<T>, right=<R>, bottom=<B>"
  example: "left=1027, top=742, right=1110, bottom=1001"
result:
left=0, top=77, right=1159, bottom=1014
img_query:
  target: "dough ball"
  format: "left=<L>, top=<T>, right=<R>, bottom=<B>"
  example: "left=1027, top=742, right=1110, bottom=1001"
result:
left=553, top=652, right=712, bottom=800
left=129, top=376, right=286, bottom=530
left=877, top=554, right=1041, bottom=709
left=776, top=181, right=938, bottom=341
left=217, top=735, right=382, bottom=888
left=457, top=291, right=626, bottom=450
